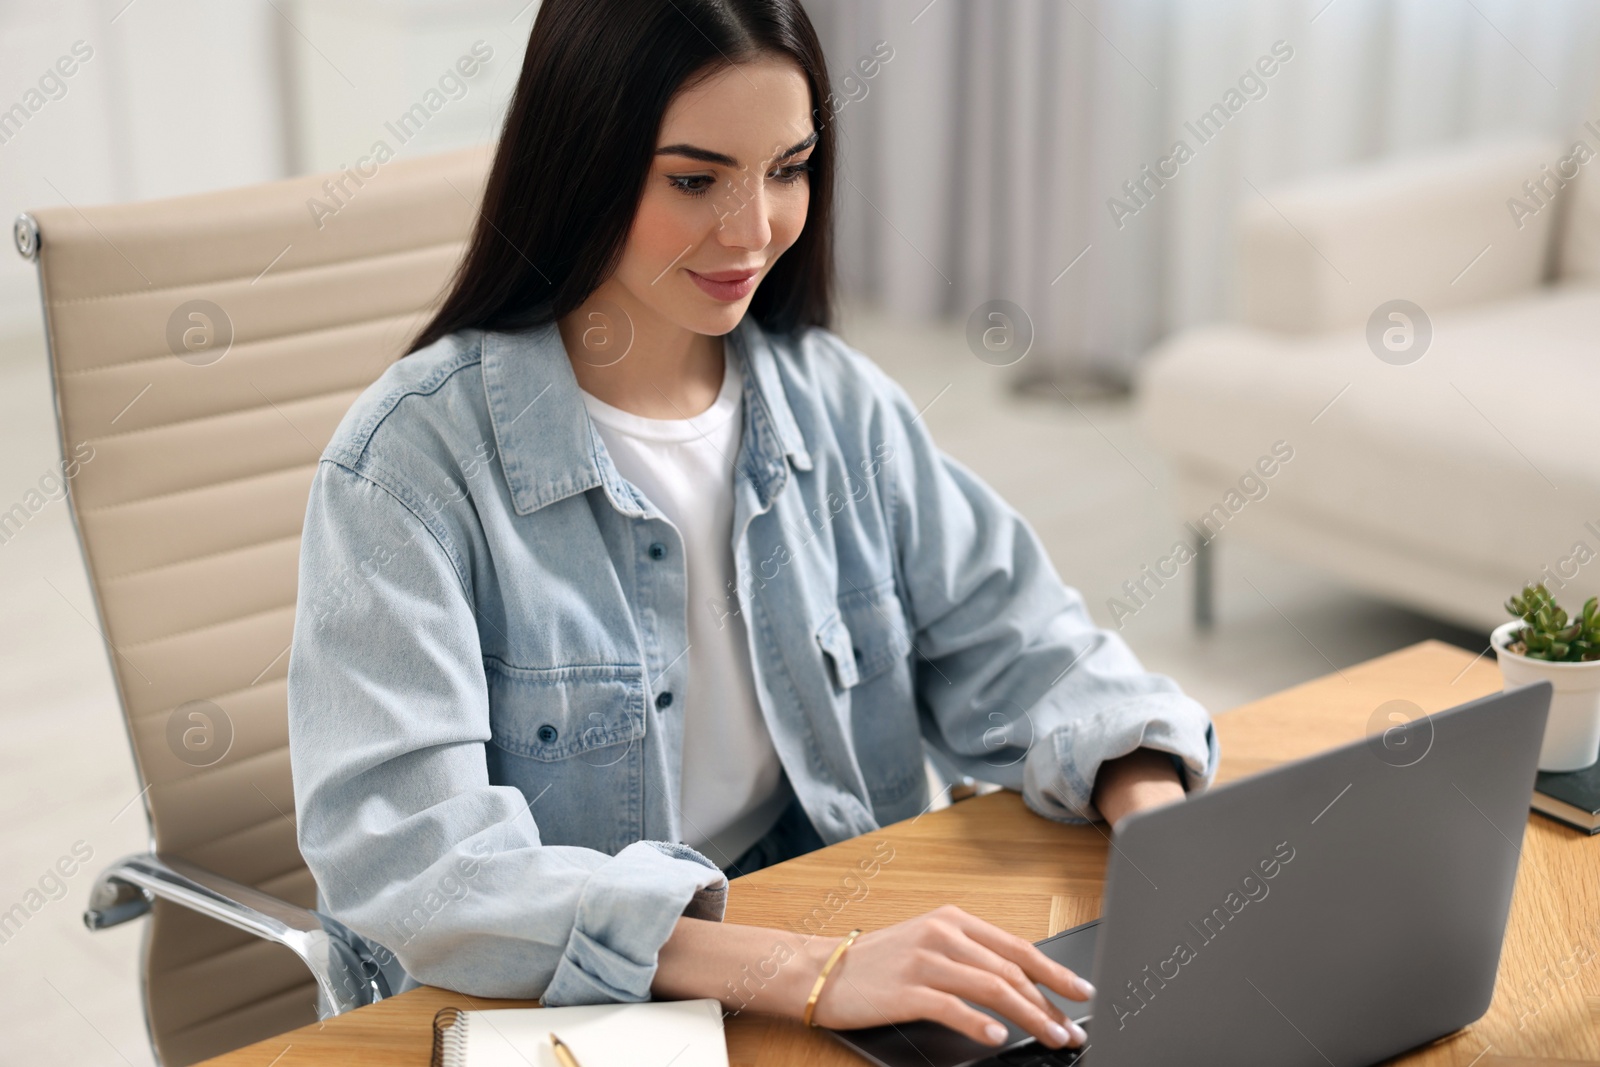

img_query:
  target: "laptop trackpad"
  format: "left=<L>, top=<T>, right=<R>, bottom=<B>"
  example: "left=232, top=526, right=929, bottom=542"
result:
left=826, top=920, right=1099, bottom=1067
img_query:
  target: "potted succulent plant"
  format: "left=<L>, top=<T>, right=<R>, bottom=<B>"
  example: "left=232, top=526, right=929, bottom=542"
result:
left=1492, top=584, right=1600, bottom=771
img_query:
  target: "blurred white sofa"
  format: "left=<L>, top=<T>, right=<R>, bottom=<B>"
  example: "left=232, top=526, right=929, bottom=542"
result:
left=1137, top=130, right=1600, bottom=633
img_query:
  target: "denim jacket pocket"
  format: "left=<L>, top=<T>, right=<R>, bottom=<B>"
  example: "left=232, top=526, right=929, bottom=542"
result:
left=484, top=658, right=647, bottom=760
left=483, top=658, right=646, bottom=851
left=815, top=613, right=861, bottom=691
left=816, top=579, right=922, bottom=812
left=815, top=578, right=913, bottom=694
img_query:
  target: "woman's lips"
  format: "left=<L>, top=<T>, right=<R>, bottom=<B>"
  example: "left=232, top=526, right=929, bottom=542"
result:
left=687, top=268, right=759, bottom=302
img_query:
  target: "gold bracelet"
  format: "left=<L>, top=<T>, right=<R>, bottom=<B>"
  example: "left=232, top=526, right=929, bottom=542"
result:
left=803, top=928, right=862, bottom=1028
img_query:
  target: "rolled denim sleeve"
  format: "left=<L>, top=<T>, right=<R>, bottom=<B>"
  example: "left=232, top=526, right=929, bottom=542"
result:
left=288, top=460, right=726, bottom=1003
left=872, top=370, right=1219, bottom=824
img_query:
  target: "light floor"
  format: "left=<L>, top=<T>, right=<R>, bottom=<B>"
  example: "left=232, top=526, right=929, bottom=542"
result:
left=0, top=305, right=1479, bottom=1066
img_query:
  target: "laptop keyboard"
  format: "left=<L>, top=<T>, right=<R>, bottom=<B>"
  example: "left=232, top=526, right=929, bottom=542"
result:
left=970, top=1039, right=1086, bottom=1066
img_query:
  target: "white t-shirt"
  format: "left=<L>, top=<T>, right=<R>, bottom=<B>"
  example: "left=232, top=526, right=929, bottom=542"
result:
left=578, top=341, right=791, bottom=865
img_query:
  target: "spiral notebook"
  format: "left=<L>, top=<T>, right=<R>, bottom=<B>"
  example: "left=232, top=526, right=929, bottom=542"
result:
left=430, top=998, right=728, bottom=1067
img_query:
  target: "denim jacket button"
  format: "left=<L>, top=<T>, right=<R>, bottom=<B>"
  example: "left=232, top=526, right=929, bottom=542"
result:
left=648, top=542, right=667, bottom=560
left=655, top=691, right=673, bottom=709
left=536, top=724, right=558, bottom=743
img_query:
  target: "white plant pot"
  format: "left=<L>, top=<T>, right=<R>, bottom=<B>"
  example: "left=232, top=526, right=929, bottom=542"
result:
left=1492, top=620, right=1600, bottom=772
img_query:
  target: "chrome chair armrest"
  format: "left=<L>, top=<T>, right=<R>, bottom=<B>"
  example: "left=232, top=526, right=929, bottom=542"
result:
left=85, top=853, right=389, bottom=1016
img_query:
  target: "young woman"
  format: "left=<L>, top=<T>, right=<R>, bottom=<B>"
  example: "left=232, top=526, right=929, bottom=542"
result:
left=288, top=0, right=1217, bottom=1053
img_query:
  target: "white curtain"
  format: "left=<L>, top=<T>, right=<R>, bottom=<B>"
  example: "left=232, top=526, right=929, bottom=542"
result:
left=805, top=0, right=1600, bottom=381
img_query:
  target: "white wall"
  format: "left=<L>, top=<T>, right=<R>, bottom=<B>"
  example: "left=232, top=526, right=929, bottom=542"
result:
left=0, top=0, right=286, bottom=338
left=283, top=0, right=530, bottom=175
left=0, top=0, right=533, bottom=344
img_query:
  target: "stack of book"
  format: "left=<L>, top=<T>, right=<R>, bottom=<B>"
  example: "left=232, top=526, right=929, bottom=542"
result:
left=1532, top=762, right=1600, bottom=834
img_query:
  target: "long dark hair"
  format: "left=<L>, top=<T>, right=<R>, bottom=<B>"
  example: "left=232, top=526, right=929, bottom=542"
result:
left=408, top=0, right=836, bottom=354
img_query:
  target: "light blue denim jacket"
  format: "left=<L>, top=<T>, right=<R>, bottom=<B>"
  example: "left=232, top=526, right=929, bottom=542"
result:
left=287, top=313, right=1218, bottom=1005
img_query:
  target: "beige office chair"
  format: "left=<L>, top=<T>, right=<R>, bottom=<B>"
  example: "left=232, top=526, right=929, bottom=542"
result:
left=14, top=143, right=492, bottom=1066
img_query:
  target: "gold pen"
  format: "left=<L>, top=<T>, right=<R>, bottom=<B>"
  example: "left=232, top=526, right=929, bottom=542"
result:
left=549, top=1031, right=584, bottom=1067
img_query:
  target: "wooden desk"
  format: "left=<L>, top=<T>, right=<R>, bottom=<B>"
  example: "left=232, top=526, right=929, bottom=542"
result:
left=202, top=641, right=1600, bottom=1066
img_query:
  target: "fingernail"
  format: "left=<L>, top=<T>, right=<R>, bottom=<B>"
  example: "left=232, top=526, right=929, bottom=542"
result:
left=984, top=1022, right=1008, bottom=1045
left=1079, top=978, right=1097, bottom=998
left=1045, top=1022, right=1071, bottom=1047
left=1069, top=1020, right=1088, bottom=1044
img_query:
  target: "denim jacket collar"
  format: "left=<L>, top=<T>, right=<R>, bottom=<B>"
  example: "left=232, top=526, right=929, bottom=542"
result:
left=481, top=314, right=813, bottom=518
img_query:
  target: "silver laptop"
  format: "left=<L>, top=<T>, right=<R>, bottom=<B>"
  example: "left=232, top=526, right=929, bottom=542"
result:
left=830, top=681, right=1552, bottom=1066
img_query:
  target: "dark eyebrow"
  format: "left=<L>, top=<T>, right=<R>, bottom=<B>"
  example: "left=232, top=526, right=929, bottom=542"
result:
left=655, top=144, right=738, bottom=166
left=655, top=130, right=818, bottom=167
left=775, top=131, right=820, bottom=159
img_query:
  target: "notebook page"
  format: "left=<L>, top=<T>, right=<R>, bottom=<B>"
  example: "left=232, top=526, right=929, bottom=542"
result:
left=459, top=998, right=727, bottom=1067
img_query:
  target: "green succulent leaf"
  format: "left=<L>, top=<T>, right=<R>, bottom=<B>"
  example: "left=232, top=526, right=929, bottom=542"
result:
left=1504, top=583, right=1600, bottom=661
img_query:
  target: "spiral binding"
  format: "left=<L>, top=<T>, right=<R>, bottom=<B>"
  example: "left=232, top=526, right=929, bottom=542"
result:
left=431, top=1006, right=469, bottom=1067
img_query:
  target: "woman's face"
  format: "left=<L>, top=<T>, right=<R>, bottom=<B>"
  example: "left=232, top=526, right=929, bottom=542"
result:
left=607, top=54, right=816, bottom=338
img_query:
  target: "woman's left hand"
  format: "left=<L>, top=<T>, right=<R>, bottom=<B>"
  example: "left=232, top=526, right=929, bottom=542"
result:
left=1091, top=747, right=1186, bottom=829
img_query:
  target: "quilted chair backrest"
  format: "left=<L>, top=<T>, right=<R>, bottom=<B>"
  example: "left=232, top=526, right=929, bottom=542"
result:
left=17, top=143, right=492, bottom=1065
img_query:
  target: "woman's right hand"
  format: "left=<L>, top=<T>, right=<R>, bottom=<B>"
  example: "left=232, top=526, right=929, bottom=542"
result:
left=804, top=904, right=1092, bottom=1050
